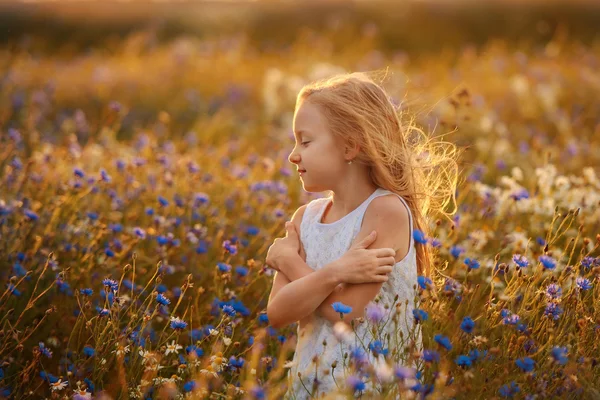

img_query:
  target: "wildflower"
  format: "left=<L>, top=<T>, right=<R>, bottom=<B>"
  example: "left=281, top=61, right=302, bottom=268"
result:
left=545, top=283, right=562, bottom=299
left=332, top=302, right=352, bottom=315
left=434, top=334, right=453, bottom=351
left=102, top=278, right=118, bottom=291
left=217, top=262, right=231, bottom=272
left=38, top=342, right=52, bottom=358
left=551, top=346, right=568, bottom=365
left=498, top=381, right=520, bottom=398
left=580, top=256, right=595, bottom=270
left=158, top=196, right=169, bottom=207
left=24, top=209, right=39, bottom=221
left=249, top=385, right=265, bottom=399
left=112, top=343, right=130, bottom=356
left=464, top=258, right=480, bottom=269
left=80, top=288, right=93, bottom=296
left=544, top=302, right=563, bottom=320
left=73, top=389, right=92, bottom=400
left=413, top=308, right=428, bottom=323
left=512, top=254, right=529, bottom=268
left=450, top=245, right=465, bottom=259
left=235, top=266, right=248, bottom=276
left=394, top=365, right=416, bottom=379
left=413, top=229, right=428, bottom=244
left=83, top=346, right=95, bottom=357
left=50, top=379, right=68, bottom=391
left=165, top=340, right=183, bottom=355
left=133, top=227, right=146, bottom=239
left=346, top=375, right=366, bottom=393
left=365, top=302, right=386, bottom=324
left=170, top=317, right=188, bottom=331
left=428, top=238, right=442, bottom=248
left=460, top=316, right=475, bottom=334
left=422, top=349, right=440, bottom=363
left=576, top=276, right=593, bottom=291
left=539, top=255, right=557, bottom=270
left=455, top=355, right=472, bottom=368
left=222, top=239, right=237, bottom=255
left=100, top=169, right=111, bottom=183
left=156, top=293, right=170, bottom=306
left=368, top=340, right=389, bottom=356
left=222, top=304, right=236, bottom=317
left=515, top=357, right=535, bottom=372
left=183, top=380, right=197, bottom=393
left=417, top=276, right=432, bottom=290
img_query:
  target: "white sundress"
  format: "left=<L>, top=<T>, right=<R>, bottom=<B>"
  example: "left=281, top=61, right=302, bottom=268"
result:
left=284, top=187, right=422, bottom=400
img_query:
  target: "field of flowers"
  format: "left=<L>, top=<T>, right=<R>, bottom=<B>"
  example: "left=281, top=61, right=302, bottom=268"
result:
left=1, top=6, right=600, bottom=399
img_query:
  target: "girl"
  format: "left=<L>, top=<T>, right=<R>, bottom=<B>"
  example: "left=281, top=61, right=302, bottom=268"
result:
left=266, top=72, right=460, bottom=399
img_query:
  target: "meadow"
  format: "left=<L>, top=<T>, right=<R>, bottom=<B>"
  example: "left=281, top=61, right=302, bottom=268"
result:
left=1, top=2, right=600, bottom=399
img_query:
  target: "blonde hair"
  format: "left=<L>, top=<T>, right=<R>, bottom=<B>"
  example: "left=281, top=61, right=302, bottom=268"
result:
left=296, top=72, right=463, bottom=277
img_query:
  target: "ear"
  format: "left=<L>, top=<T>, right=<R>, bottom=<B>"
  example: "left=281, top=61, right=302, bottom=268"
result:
left=344, top=140, right=361, bottom=162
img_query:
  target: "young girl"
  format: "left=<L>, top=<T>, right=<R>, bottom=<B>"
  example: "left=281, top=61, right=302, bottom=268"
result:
left=266, top=72, right=459, bottom=399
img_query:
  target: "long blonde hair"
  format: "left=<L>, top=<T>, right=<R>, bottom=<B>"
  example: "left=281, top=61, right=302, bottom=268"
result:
left=296, top=72, right=462, bottom=277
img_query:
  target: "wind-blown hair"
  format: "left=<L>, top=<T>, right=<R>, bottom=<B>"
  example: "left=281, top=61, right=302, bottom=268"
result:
left=296, top=72, right=463, bottom=277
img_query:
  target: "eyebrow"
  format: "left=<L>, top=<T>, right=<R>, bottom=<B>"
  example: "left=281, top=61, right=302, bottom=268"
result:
left=294, top=130, right=310, bottom=138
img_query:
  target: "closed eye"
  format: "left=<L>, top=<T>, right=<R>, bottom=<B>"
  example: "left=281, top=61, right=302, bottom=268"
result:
left=301, top=141, right=310, bottom=146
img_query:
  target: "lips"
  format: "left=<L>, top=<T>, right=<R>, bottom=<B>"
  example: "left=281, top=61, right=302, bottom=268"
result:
left=297, top=169, right=306, bottom=173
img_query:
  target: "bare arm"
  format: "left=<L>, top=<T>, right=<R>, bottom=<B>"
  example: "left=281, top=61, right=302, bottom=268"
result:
left=267, top=254, right=342, bottom=329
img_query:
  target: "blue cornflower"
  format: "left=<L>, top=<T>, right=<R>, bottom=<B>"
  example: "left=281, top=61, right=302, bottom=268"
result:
left=38, top=342, right=52, bottom=358
left=183, top=380, right=196, bottom=393
left=515, top=357, right=535, bottom=372
left=455, top=355, right=472, bottom=368
left=422, top=349, right=440, bottom=363
left=580, top=256, right=595, bottom=269
left=434, top=334, right=452, bottom=351
left=24, top=209, right=39, bottom=221
left=186, top=345, right=204, bottom=358
left=368, top=340, right=389, bottom=356
left=249, top=385, right=265, bottom=400
left=413, top=229, right=428, bottom=244
left=235, top=266, right=248, bottom=276
left=544, top=302, right=563, bottom=320
left=510, top=189, right=529, bottom=201
left=464, top=257, right=480, bottom=269
left=100, top=169, right=111, bottom=182
left=80, top=288, right=93, bottom=296
left=450, top=245, right=465, bottom=259
left=551, top=346, right=568, bottom=365
left=217, top=262, right=231, bottom=272
left=13, top=262, right=27, bottom=277
left=539, top=255, right=557, bottom=270
left=145, top=207, right=154, bottom=216
left=156, top=294, right=171, bottom=306
left=413, top=308, right=428, bottom=322
left=498, top=381, right=520, bottom=398
left=98, top=308, right=110, bottom=317
left=222, top=239, right=237, bottom=255
left=460, top=316, right=475, bottom=333
left=7, top=283, right=21, bottom=296
left=74, top=168, right=85, bottom=178
left=258, top=313, right=269, bottom=324
left=158, top=196, right=169, bottom=207
left=83, top=346, right=95, bottom=357
left=332, top=302, right=352, bottom=315
left=365, top=302, right=386, bottom=323
left=394, top=365, right=416, bottom=379
left=246, top=226, right=260, bottom=236
left=545, top=283, right=562, bottom=299
left=428, top=238, right=442, bottom=248
left=222, top=305, right=236, bottom=317
left=417, top=276, right=432, bottom=290
left=576, top=277, right=593, bottom=291
left=170, top=317, right=188, bottom=331
left=133, top=227, right=146, bottom=239
left=536, top=237, right=546, bottom=246
left=102, top=278, right=118, bottom=291
left=512, top=254, right=529, bottom=268
left=346, top=375, right=366, bottom=393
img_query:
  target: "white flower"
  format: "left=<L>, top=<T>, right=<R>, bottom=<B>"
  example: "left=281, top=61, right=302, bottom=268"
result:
left=223, top=337, right=232, bottom=346
left=332, top=321, right=353, bottom=342
left=50, top=379, right=68, bottom=391
left=73, top=389, right=92, bottom=399
left=283, top=361, right=295, bottom=369
left=112, top=343, right=130, bottom=356
left=165, top=340, right=183, bottom=355
left=250, top=368, right=256, bottom=375
left=209, top=328, right=219, bottom=336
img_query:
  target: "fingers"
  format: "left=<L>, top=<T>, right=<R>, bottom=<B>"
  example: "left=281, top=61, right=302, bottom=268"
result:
left=375, top=248, right=396, bottom=258
left=357, top=231, right=377, bottom=248
left=378, top=257, right=396, bottom=267
left=376, top=265, right=393, bottom=274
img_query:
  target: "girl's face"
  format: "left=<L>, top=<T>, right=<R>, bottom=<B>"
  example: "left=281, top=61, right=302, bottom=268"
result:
left=288, top=99, right=347, bottom=192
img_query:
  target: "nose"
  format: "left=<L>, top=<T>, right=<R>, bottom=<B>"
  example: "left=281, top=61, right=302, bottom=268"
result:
left=288, top=149, right=300, bottom=165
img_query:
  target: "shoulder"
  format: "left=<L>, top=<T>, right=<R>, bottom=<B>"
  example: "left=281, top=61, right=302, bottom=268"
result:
left=290, top=203, right=309, bottom=229
left=364, top=193, right=410, bottom=225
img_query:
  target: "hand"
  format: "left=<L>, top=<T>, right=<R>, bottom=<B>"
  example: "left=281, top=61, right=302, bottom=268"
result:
left=329, top=231, right=396, bottom=285
left=265, top=221, right=301, bottom=271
